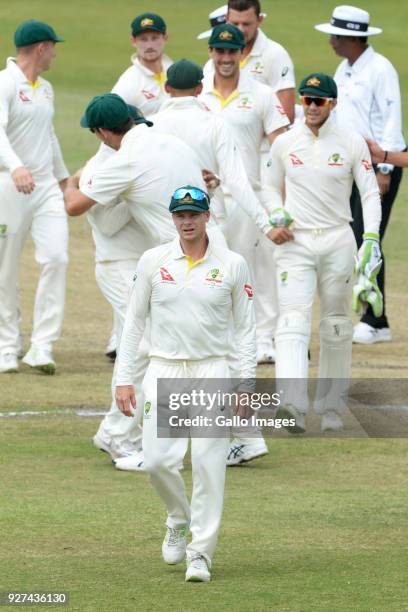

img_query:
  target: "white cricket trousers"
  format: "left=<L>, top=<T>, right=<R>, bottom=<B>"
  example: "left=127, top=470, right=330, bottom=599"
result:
left=0, top=174, right=68, bottom=354
left=142, top=357, right=230, bottom=564
left=274, top=225, right=356, bottom=412
left=94, top=259, right=149, bottom=451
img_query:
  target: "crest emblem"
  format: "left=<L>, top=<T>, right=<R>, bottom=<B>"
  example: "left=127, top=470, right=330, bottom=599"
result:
left=306, top=76, right=320, bottom=87
left=205, top=268, right=224, bottom=285
left=328, top=153, right=344, bottom=167
left=219, top=30, right=233, bottom=40
left=141, top=18, right=154, bottom=28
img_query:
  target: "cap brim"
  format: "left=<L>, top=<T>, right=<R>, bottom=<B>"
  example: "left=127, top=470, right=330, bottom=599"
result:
left=80, top=115, right=89, bottom=128
left=170, top=204, right=208, bottom=213
left=54, top=35, right=64, bottom=42
left=133, top=26, right=165, bottom=35
left=314, top=23, right=382, bottom=36
left=197, top=28, right=213, bottom=40
left=299, top=88, right=336, bottom=98
left=135, top=118, right=154, bottom=127
left=209, top=42, right=244, bottom=49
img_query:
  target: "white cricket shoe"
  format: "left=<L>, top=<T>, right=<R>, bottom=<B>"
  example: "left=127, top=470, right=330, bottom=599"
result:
left=22, top=346, right=56, bottom=374
left=113, top=451, right=145, bottom=472
left=276, top=405, right=306, bottom=434
left=257, top=339, right=276, bottom=364
left=321, top=411, right=344, bottom=433
left=353, top=322, right=392, bottom=345
left=185, top=554, right=211, bottom=582
left=93, top=434, right=139, bottom=461
left=0, top=353, right=18, bottom=373
left=226, top=438, right=269, bottom=466
left=162, top=526, right=188, bottom=565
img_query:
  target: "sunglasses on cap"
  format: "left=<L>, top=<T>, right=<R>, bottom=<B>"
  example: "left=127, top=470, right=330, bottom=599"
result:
left=300, top=96, right=333, bottom=107
left=172, top=187, right=210, bottom=204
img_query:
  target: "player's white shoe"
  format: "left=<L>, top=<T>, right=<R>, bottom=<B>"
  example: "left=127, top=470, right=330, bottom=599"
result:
left=113, top=451, right=145, bottom=471
left=352, top=322, right=392, bottom=344
left=185, top=554, right=211, bottom=582
left=0, top=352, right=19, bottom=373
left=162, top=526, right=188, bottom=564
left=226, top=438, right=269, bottom=466
left=256, top=339, right=276, bottom=364
left=276, top=405, right=306, bottom=434
left=92, top=434, right=139, bottom=461
left=321, top=411, right=344, bottom=432
left=22, top=346, right=55, bottom=374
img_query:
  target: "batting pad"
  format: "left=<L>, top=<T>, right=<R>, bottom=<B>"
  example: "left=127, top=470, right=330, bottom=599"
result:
left=315, top=316, right=353, bottom=416
left=275, top=311, right=310, bottom=413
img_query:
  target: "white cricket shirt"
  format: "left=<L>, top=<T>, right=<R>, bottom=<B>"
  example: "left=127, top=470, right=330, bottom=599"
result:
left=0, top=58, right=68, bottom=179
left=267, top=117, right=381, bottom=234
left=150, top=96, right=271, bottom=233
left=81, top=147, right=152, bottom=263
left=112, top=53, right=172, bottom=115
left=116, top=237, right=256, bottom=383
left=334, top=45, right=406, bottom=166
left=200, top=73, right=289, bottom=191
left=80, top=125, right=208, bottom=245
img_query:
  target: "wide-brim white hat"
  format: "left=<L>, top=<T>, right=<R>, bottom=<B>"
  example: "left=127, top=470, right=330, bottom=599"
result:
left=197, top=5, right=267, bottom=40
left=315, top=5, right=382, bottom=37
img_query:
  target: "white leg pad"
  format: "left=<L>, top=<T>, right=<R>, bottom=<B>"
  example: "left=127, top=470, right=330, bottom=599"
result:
left=315, top=316, right=353, bottom=416
left=275, top=311, right=310, bottom=413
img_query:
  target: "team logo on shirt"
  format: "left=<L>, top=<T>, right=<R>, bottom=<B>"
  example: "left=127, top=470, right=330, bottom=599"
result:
left=142, top=89, right=156, bottom=100
left=0, top=224, right=7, bottom=236
left=159, top=267, right=176, bottom=283
left=144, top=401, right=152, bottom=419
left=19, top=90, right=31, bottom=103
left=244, top=284, right=254, bottom=299
left=280, top=271, right=288, bottom=285
left=250, top=61, right=264, bottom=75
left=361, top=159, right=373, bottom=171
left=289, top=153, right=303, bottom=166
left=328, top=153, right=344, bottom=167
left=237, top=96, right=253, bottom=110
left=205, top=268, right=224, bottom=286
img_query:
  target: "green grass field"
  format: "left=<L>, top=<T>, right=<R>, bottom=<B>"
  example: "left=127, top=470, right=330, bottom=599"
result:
left=1, top=1, right=408, bottom=610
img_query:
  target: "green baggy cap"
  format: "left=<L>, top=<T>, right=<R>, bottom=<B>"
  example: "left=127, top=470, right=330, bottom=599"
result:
left=80, top=93, right=131, bottom=129
left=208, top=24, right=245, bottom=49
left=131, top=13, right=166, bottom=36
left=299, top=73, right=338, bottom=98
left=169, top=186, right=210, bottom=213
left=166, top=60, right=203, bottom=89
left=14, top=20, right=64, bottom=47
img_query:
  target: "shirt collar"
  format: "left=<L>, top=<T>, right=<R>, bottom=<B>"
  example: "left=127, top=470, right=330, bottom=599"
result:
left=171, top=236, right=212, bottom=261
left=301, top=115, right=335, bottom=138
left=6, top=57, right=37, bottom=85
left=120, top=124, right=149, bottom=148
left=159, top=96, right=206, bottom=111
left=247, top=28, right=267, bottom=58
left=347, top=45, right=374, bottom=73
left=202, top=71, right=251, bottom=96
left=131, top=53, right=172, bottom=77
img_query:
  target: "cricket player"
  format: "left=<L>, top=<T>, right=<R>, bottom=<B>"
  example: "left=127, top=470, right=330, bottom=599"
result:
left=115, top=186, right=257, bottom=582
left=112, top=12, right=172, bottom=116
left=267, top=74, right=382, bottom=433
left=64, top=93, right=225, bottom=467
left=200, top=23, right=288, bottom=368
left=315, top=5, right=406, bottom=344
left=0, top=20, right=69, bottom=374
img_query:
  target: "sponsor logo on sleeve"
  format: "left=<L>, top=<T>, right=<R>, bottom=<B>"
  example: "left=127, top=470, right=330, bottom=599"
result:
left=142, top=89, right=157, bottom=100
left=289, top=153, right=303, bottom=166
left=244, top=284, right=254, bottom=299
left=19, top=90, right=31, bottom=103
left=361, top=159, right=373, bottom=171
left=276, top=104, right=287, bottom=116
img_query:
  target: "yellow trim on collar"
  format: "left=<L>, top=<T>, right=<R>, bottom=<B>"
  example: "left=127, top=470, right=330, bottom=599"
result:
left=29, top=80, right=40, bottom=89
left=186, top=255, right=205, bottom=272
left=153, top=72, right=166, bottom=90
left=239, top=56, right=249, bottom=69
left=211, top=88, right=240, bottom=109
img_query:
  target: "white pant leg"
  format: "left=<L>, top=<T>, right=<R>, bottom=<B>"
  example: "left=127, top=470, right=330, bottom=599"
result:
left=94, top=259, right=148, bottom=450
left=30, top=180, right=69, bottom=350
left=0, top=176, right=32, bottom=354
left=143, top=358, right=229, bottom=563
left=254, top=234, right=279, bottom=343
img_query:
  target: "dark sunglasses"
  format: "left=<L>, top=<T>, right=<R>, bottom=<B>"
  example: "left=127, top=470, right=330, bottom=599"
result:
left=300, top=95, right=333, bottom=107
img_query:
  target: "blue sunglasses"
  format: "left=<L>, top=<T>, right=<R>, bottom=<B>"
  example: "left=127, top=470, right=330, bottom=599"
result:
left=172, top=187, right=210, bottom=204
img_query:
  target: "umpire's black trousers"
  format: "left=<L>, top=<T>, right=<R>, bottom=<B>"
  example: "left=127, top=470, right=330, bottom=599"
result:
left=350, top=164, right=403, bottom=329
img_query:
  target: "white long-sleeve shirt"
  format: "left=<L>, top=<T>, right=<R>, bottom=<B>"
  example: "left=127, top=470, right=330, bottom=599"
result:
left=200, top=73, right=289, bottom=194
left=267, top=117, right=381, bottom=234
left=0, top=58, right=68, bottom=180
left=150, top=96, right=271, bottom=234
left=116, top=237, right=257, bottom=384
left=80, top=147, right=152, bottom=263
left=112, top=53, right=172, bottom=115
left=334, top=45, right=406, bottom=172
left=80, top=125, right=211, bottom=245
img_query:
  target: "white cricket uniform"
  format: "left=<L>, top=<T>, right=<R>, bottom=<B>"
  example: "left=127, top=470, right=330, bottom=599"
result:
left=200, top=73, right=289, bottom=345
left=81, top=148, right=153, bottom=452
left=81, top=126, right=226, bottom=450
left=0, top=58, right=69, bottom=355
left=267, top=117, right=381, bottom=414
left=112, top=53, right=172, bottom=116
left=116, top=237, right=256, bottom=562
left=334, top=45, right=406, bottom=170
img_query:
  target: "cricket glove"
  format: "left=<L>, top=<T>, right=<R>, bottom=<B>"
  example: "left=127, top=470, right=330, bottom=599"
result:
left=352, top=273, right=384, bottom=318
left=268, top=207, right=293, bottom=228
left=355, top=233, right=382, bottom=281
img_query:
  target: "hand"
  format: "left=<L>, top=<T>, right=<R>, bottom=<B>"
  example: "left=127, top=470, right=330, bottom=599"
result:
left=11, top=166, right=35, bottom=194
left=366, top=139, right=384, bottom=164
left=376, top=172, right=391, bottom=197
left=233, top=392, right=254, bottom=420
left=268, top=226, right=294, bottom=245
left=202, top=168, right=220, bottom=191
left=115, top=385, right=136, bottom=417
left=355, top=235, right=382, bottom=280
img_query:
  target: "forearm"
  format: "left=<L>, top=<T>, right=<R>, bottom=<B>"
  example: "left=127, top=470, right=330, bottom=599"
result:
left=64, top=178, right=95, bottom=216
